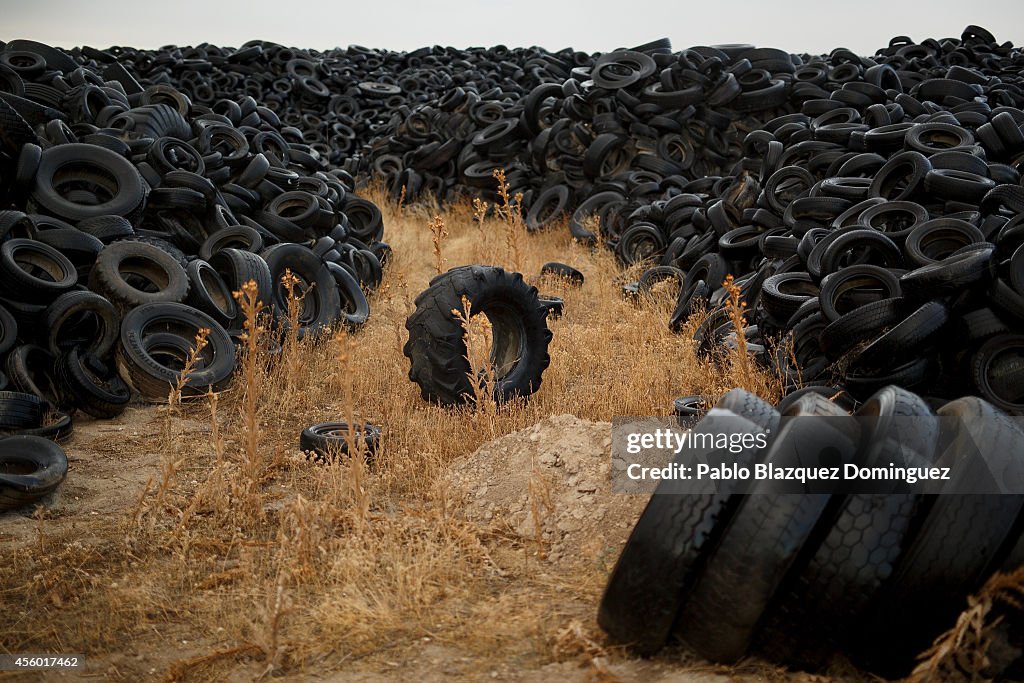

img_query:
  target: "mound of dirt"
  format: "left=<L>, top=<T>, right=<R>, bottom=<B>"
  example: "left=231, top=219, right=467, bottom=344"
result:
left=447, top=414, right=647, bottom=569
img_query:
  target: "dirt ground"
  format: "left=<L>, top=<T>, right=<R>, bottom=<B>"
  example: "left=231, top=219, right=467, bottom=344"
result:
left=1, top=410, right=867, bottom=682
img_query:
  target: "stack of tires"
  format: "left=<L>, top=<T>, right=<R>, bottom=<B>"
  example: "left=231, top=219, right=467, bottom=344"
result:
left=600, top=387, right=1024, bottom=679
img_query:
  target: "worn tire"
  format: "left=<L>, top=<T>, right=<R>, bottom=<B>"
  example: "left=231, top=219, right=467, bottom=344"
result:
left=598, top=410, right=771, bottom=653
left=116, top=302, right=234, bottom=402
left=403, top=265, right=552, bottom=406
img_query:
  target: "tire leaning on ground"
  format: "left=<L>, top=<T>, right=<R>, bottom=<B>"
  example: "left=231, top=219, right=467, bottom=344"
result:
left=403, top=265, right=552, bottom=406
left=0, top=435, right=68, bottom=512
left=116, top=302, right=235, bottom=402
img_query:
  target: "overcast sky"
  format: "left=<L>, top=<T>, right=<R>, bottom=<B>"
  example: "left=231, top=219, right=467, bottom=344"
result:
left=3, top=0, right=1023, bottom=56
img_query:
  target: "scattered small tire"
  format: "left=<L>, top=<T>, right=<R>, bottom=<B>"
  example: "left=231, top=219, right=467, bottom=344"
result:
left=0, top=435, right=68, bottom=511
left=540, top=262, right=584, bottom=286
left=299, top=421, right=381, bottom=461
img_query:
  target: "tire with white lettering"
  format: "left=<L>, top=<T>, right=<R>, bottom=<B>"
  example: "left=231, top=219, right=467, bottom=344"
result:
left=674, top=394, right=859, bottom=663
left=597, top=410, right=771, bottom=654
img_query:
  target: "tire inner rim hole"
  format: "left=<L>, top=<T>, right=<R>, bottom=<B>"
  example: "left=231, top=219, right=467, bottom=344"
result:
left=479, top=304, right=524, bottom=382
left=120, top=257, right=170, bottom=292
left=146, top=337, right=213, bottom=372
left=52, top=162, right=119, bottom=205
left=199, top=268, right=233, bottom=315
left=14, top=252, right=65, bottom=282
left=58, top=311, right=102, bottom=347
left=277, top=275, right=317, bottom=322
left=0, top=461, right=36, bottom=475
left=277, top=199, right=313, bottom=219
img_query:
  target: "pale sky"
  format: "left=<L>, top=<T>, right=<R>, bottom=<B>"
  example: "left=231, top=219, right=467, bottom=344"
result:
left=2, top=0, right=1023, bottom=57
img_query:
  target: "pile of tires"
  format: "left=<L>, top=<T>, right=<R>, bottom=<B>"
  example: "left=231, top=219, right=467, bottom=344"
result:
left=600, top=386, right=1024, bottom=678
left=0, top=39, right=383, bottom=449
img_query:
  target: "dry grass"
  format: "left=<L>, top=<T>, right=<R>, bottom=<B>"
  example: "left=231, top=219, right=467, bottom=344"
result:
left=0, top=181, right=799, bottom=680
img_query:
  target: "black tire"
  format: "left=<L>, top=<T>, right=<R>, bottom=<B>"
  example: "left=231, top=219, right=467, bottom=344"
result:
left=208, top=248, right=273, bottom=328
left=539, top=262, right=584, bottom=286
left=299, top=421, right=381, bottom=462
left=34, top=227, right=104, bottom=281
left=818, top=264, right=901, bottom=322
left=185, top=259, right=239, bottom=328
left=89, top=241, right=190, bottom=313
left=899, top=244, right=996, bottom=300
left=845, top=355, right=939, bottom=401
left=850, top=300, right=949, bottom=373
left=0, top=390, right=44, bottom=431
left=868, top=150, right=930, bottom=201
left=0, top=302, right=17, bottom=357
left=261, top=243, right=342, bottom=338
left=0, top=435, right=68, bottom=512
left=56, top=347, right=130, bottom=419
left=199, top=225, right=264, bottom=262
left=116, top=302, right=235, bottom=402
left=0, top=238, right=78, bottom=304
left=77, top=215, right=135, bottom=244
left=324, top=262, right=370, bottom=329
left=30, top=143, right=146, bottom=222
left=40, top=290, right=120, bottom=359
left=671, top=395, right=710, bottom=418
left=760, top=272, right=819, bottom=322
left=403, top=265, right=552, bottom=406
left=852, top=399, right=1024, bottom=677
left=598, top=410, right=771, bottom=653
left=0, top=95, right=38, bottom=156
left=754, top=387, right=937, bottom=669
left=904, top=218, right=984, bottom=267
left=637, top=266, right=684, bottom=299
left=970, top=334, right=1024, bottom=415
left=5, top=345, right=62, bottom=408
left=820, top=297, right=907, bottom=361
left=674, top=395, right=859, bottom=664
